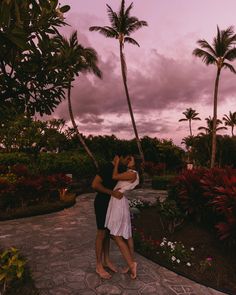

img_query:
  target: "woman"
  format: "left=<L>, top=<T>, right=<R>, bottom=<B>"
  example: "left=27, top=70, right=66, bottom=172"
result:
left=105, top=155, right=139, bottom=279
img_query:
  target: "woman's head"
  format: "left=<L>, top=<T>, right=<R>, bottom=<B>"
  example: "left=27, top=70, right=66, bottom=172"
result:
left=127, top=155, right=142, bottom=173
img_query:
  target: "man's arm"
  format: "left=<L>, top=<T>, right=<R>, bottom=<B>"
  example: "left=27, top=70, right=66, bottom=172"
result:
left=91, top=175, right=123, bottom=199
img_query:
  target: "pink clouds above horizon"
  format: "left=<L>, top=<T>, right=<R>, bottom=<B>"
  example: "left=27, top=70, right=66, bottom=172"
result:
left=52, top=0, right=236, bottom=146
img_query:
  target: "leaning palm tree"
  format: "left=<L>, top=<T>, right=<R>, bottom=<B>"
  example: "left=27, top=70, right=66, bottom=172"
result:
left=193, top=26, right=236, bottom=167
left=89, top=0, right=148, bottom=164
left=223, top=111, right=236, bottom=136
left=198, top=116, right=227, bottom=135
left=54, top=31, right=102, bottom=169
left=179, top=108, right=201, bottom=136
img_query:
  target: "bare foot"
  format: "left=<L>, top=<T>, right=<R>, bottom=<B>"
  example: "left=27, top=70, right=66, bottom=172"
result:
left=120, top=266, right=130, bottom=274
left=104, top=260, right=118, bottom=273
left=130, top=262, right=137, bottom=279
left=96, top=266, right=111, bottom=279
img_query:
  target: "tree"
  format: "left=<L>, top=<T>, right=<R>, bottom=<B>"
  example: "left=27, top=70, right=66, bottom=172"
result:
left=89, top=0, right=148, bottom=164
left=223, top=111, right=236, bottom=136
left=179, top=108, right=201, bottom=136
left=54, top=31, right=102, bottom=169
left=198, top=116, right=227, bottom=135
left=0, top=0, right=71, bottom=116
left=193, top=26, right=236, bottom=167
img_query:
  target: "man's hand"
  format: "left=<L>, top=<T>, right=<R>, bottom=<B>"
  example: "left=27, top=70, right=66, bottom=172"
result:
left=112, top=190, right=123, bottom=199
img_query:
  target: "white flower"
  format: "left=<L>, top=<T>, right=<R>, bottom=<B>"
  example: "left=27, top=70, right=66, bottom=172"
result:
left=171, top=256, right=176, bottom=262
left=186, top=262, right=191, bottom=267
left=160, top=242, right=164, bottom=247
left=177, top=259, right=180, bottom=264
left=190, top=247, right=194, bottom=251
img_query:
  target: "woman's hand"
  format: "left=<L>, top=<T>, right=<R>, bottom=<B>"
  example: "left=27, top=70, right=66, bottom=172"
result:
left=113, top=155, right=120, bottom=166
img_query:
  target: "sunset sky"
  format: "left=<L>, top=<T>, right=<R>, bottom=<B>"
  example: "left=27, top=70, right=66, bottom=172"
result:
left=55, top=0, right=236, bottom=146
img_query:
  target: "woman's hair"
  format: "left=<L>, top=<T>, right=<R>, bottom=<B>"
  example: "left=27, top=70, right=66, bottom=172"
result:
left=130, top=155, right=142, bottom=175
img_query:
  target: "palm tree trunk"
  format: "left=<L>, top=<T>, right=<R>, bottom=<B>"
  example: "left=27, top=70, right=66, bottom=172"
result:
left=189, top=119, right=192, bottom=136
left=210, top=68, right=221, bottom=168
left=119, top=42, right=145, bottom=164
left=67, top=83, right=99, bottom=170
left=232, top=126, right=234, bottom=137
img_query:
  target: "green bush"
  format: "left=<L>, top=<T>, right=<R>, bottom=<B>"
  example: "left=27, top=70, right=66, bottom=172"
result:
left=35, top=152, right=102, bottom=177
left=0, top=153, right=30, bottom=166
left=152, top=175, right=176, bottom=190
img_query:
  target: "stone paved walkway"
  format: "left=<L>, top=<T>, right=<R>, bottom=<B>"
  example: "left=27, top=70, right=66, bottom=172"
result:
left=0, top=190, right=228, bottom=295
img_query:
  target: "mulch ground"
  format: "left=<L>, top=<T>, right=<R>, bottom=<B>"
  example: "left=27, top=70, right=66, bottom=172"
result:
left=133, top=206, right=236, bottom=295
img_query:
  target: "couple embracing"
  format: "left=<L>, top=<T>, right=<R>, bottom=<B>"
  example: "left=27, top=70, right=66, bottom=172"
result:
left=92, top=150, right=140, bottom=280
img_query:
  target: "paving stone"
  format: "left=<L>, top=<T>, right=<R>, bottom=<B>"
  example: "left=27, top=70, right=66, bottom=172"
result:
left=140, top=283, right=159, bottom=294
left=86, top=273, right=101, bottom=289
left=0, top=191, right=228, bottom=295
left=119, top=276, right=145, bottom=290
left=96, top=284, right=122, bottom=294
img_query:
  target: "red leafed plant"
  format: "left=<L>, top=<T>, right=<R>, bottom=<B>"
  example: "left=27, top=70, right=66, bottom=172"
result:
left=210, top=175, right=236, bottom=243
left=169, top=168, right=206, bottom=223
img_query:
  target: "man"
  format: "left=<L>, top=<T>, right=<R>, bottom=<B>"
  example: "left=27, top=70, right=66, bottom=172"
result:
left=91, top=150, right=131, bottom=279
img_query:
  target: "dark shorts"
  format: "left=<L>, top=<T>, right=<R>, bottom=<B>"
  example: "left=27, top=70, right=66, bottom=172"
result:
left=94, top=194, right=110, bottom=230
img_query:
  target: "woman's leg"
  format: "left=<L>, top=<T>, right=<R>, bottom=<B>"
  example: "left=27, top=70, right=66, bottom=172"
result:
left=121, top=237, right=135, bottom=273
left=127, top=237, right=135, bottom=261
left=113, top=236, right=137, bottom=279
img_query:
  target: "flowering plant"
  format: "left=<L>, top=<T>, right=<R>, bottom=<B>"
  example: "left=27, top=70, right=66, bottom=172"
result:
left=129, top=199, right=150, bottom=209
left=199, top=257, right=213, bottom=273
left=158, top=237, right=194, bottom=267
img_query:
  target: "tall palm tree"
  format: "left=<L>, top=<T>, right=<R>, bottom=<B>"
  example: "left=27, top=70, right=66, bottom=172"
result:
left=89, top=0, right=148, bottom=164
left=198, top=116, right=227, bottom=135
left=54, top=31, right=102, bottom=169
left=179, top=108, right=201, bottom=136
left=193, top=26, right=236, bottom=167
left=223, top=111, right=236, bottom=136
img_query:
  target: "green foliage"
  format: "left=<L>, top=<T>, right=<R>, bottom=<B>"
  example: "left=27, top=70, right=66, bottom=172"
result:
left=156, top=199, right=185, bottom=233
left=0, top=247, right=26, bottom=295
left=0, top=153, right=30, bottom=166
left=0, top=0, right=71, bottom=116
left=152, top=175, right=176, bottom=190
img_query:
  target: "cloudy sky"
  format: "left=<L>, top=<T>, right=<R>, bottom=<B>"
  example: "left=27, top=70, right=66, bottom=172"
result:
left=54, top=0, right=236, bottom=146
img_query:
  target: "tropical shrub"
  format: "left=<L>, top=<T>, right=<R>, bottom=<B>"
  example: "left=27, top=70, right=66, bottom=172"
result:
left=156, top=199, right=185, bottom=234
left=152, top=175, right=176, bottom=190
left=169, top=168, right=236, bottom=243
left=168, top=169, right=207, bottom=223
left=0, top=247, right=26, bottom=295
left=144, top=162, right=166, bottom=176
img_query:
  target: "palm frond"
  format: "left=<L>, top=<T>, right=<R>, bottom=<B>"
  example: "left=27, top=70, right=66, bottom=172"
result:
left=89, top=26, right=117, bottom=38
left=126, top=19, right=148, bottom=35
left=223, top=62, right=236, bottom=74
left=124, top=37, right=140, bottom=47
left=197, top=39, right=216, bottom=57
left=224, top=47, right=236, bottom=61
left=192, top=48, right=216, bottom=65
left=179, top=118, right=188, bottom=122
left=125, top=2, right=133, bottom=18
left=106, top=4, right=119, bottom=29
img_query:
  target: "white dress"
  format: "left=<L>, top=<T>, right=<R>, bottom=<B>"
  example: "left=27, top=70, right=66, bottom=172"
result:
left=105, top=170, right=139, bottom=239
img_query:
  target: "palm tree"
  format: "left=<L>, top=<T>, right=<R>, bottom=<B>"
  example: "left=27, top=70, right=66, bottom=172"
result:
left=223, top=111, right=236, bottom=136
left=198, top=116, right=227, bottom=135
left=179, top=108, right=201, bottom=136
left=54, top=31, right=102, bottom=169
left=193, top=26, right=236, bottom=168
left=89, top=0, right=148, bottom=164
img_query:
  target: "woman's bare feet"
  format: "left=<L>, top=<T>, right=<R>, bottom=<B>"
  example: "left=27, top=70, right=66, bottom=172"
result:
left=130, top=262, right=137, bottom=279
left=96, top=266, right=111, bottom=279
left=103, top=260, right=118, bottom=272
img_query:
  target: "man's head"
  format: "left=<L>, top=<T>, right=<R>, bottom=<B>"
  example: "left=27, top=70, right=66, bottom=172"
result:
left=113, top=149, right=131, bottom=167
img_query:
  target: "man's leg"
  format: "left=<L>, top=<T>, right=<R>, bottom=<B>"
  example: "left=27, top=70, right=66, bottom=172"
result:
left=103, top=232, right=117, bottom=272
left=95, top=229, right=111, bottom=279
